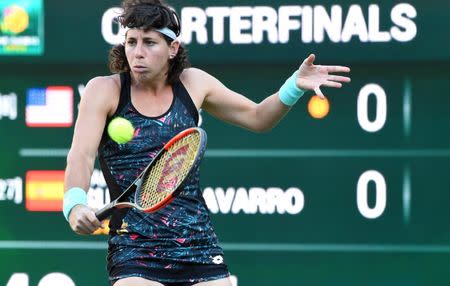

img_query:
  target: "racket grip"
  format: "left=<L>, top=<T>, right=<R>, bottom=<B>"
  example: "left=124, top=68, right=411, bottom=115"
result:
left=95, top=203, right=115, bottom=221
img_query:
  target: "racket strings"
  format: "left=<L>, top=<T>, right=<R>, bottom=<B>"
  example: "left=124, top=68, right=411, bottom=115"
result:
left=137, top=133, right=201, bottom=209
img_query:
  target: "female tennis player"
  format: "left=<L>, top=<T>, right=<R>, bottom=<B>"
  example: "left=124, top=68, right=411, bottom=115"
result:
left=63, top=0, right=351, bottom=285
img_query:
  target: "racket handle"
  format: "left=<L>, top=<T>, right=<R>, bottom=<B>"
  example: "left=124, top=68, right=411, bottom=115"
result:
left=95, top=203, right=115, bottom=221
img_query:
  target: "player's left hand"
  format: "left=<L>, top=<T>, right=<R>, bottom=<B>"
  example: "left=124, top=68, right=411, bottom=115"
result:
left=296, top=54, right=351, bottom=99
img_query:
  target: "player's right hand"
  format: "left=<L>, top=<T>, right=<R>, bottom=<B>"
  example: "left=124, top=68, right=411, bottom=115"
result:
left=68, top=204, right=104, bottom=235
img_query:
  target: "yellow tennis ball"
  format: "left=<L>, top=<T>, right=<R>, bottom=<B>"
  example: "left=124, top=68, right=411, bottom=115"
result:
left=107, top=117, right=135, bottom=144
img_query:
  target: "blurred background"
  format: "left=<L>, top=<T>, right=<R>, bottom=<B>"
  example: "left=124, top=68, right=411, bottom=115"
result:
left=1, top=0, right=450, bottom=285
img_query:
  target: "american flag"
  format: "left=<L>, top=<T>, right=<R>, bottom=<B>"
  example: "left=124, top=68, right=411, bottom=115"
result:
left=26, top=86, right=73, bottom=127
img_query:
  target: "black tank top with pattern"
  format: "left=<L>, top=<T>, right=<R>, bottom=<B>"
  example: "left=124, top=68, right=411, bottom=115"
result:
left=97, top=72, right=227, bottom=282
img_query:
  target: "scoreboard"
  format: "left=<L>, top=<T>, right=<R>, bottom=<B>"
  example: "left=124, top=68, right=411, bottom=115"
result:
left=1, top=0, right=450, bottom=285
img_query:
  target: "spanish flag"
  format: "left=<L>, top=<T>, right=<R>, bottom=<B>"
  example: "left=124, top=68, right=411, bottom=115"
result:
left=26, top=170, right=64, bottom=212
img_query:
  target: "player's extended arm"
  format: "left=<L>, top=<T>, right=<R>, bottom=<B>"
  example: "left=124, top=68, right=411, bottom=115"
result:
left=200, top=54, right=350, bottom=132
left=64, top=76, right=118, bottom=234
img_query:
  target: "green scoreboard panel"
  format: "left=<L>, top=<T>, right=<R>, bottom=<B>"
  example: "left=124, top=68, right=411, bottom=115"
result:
left=1, top=1, right=450, bottom=285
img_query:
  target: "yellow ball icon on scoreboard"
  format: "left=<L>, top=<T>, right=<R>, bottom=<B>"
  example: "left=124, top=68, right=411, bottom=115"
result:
left=1, top=5, right=29, bottom=34
left=307, top=95, right=330, bottom=119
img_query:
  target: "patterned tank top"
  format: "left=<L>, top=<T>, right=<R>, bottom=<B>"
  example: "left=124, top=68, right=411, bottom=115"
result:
left=98, top=72, right=225, bottom=267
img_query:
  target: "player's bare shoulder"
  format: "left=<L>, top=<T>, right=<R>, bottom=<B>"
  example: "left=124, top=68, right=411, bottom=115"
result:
left=180, top=68, right=218, bottom=107
left=180, top=67, right=213, bottom=84
left=81, top=74, right=121, bottom=116
left=85, top=75, right=120, bottom=97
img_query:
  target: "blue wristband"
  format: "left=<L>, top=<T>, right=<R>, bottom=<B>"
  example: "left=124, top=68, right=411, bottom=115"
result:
left=279, top=70, right=305, bottom=106
left=63, top=187, right=87, bottom=221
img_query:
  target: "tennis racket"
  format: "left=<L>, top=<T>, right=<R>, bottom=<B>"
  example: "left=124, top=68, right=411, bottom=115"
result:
left=95, top=127, right=207, bottom=221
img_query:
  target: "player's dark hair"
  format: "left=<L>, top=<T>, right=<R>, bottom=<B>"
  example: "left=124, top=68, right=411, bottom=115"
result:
left=108, top=0, right=190, bottom=84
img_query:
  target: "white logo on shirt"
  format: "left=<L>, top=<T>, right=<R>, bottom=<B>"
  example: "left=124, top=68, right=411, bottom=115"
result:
left=212, top=255, right=224, bottom=264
